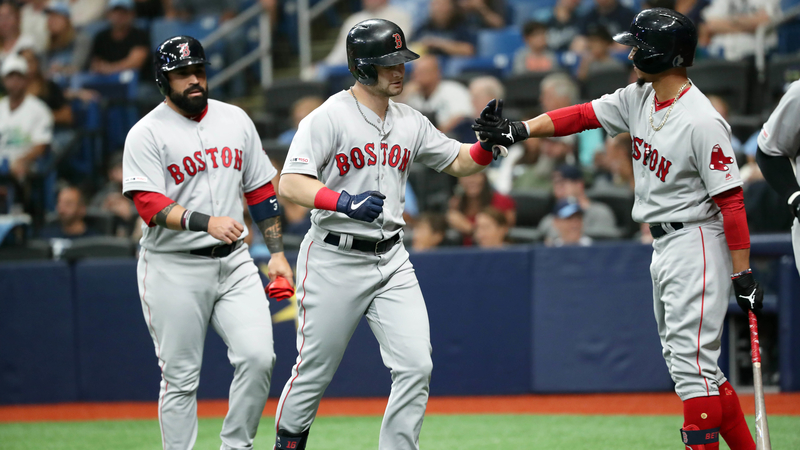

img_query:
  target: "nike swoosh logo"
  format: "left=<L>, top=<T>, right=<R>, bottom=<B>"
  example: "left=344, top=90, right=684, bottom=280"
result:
left=270, top=198, right=277, bottom=203
left=351, top=198, right=368, bottom=210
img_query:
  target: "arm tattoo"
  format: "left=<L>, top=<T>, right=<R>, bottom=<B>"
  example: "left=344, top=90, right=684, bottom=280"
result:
left=256, top=216, right=284, bottom=254
left=154, top=202, right=178, bottom=228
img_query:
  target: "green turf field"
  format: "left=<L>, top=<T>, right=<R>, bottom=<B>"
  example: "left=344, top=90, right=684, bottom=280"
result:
left=1, top=415, right=797, bottom=449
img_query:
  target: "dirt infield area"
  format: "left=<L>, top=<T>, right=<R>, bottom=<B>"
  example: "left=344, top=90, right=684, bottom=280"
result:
left=1, top=392, right=798, bottom=422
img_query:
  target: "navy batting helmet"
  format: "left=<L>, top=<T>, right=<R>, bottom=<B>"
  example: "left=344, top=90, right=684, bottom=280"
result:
left=154, top=35, right=210, bottom=96
left=613, top=8, right=697, bottom=75
left=346, top=19, right=419, bottom=86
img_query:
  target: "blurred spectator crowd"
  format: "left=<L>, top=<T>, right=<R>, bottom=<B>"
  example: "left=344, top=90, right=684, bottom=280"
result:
left=1, top=0, right=799, bottom=259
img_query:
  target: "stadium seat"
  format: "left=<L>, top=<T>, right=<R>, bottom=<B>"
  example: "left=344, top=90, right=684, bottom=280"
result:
left=61, top=237, right=137, bottom=261
left=477, top=27, right=525, bottom=60
left=503, top=71, right=559, bottom=112
left=580, top=65, right=630, bottom=101
left=0, top=240, right=52, bottom=261
left=85, top=209, right=117, bottom=236
left=777, top=19, right=800, bottom=54
left=586, top=188, right=637, bottom=238
left=509, top=189, right=553, bottom=228
left=688, top=59, right=752, bottom=114
left=442, top=56, right=506, bottom=79
left=264, top=79, right=327, bottom=116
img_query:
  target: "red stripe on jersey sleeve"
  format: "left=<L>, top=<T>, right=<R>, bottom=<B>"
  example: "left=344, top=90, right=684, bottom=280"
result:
left=132, top=191, right=177, bottom=227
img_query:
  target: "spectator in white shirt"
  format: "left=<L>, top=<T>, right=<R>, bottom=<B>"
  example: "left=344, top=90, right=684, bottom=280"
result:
left=0, top=54, right=54, bottom=181
left=400, top=54, right=473, bottom=133
left=702, top=0, right=779, bottom=60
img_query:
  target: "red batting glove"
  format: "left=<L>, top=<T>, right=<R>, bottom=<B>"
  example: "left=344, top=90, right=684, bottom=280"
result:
left=266, top=276, right=295, bottom=301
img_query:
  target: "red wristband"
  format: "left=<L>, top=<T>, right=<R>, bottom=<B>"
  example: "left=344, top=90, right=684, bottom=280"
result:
left=469, top=141, right=493, bottom=166
left=314, top=187, right=341, bottom=211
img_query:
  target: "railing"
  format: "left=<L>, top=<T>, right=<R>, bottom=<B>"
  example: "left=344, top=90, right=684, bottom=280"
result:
left=201, top=2, right=273, bottom=90
left=755, top=3, right=800, bottom=83
left=298, top=0, right=345, bottom=78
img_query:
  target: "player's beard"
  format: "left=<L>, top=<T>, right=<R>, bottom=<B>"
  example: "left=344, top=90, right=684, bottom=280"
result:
left=636, top=77, right=646, bottom=87
left=170, top=84, right=208, bottom=115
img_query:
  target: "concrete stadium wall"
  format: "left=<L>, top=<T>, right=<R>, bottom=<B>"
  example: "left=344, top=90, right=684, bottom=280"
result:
left=1, top=240, right=797, bottom=404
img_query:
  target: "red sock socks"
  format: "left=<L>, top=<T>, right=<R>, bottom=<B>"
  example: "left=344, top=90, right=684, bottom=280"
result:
left=719, top=381, right=756, bottom=450
left=683, top=396, right=722, bottom=450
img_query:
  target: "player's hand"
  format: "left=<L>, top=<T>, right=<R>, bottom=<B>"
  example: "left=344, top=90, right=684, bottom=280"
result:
left=208, top=216, right=244, bottom=244
left=336, top=190, right=386, bottom=223
left=267, top=252, right=294, bottom=286
left=732, top=271, right=764, bottom=315
left=471, top=99, right=528, bottom=158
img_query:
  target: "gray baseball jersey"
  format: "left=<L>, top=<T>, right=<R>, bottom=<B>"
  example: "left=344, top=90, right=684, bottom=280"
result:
left=122, top=99, right=278, bottom=450
left=123, top=99, right=278, bottom=251
left=592, top=82, right=743, bottom=224
left=591, top=81, right=741, bottom=401
left=282, top=90, right=460, bottom=239
left=275, top=90, right=461, bottom=450
left=758, top=79, right=800, bottom=274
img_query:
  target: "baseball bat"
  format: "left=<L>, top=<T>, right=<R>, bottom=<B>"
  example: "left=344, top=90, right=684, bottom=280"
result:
left=749, top=310, right=772, bottom=450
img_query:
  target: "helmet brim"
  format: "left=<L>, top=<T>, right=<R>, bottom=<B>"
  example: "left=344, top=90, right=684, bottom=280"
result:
left=359, top=48, right=420, bottom=67
left=161, top=57, right=211, bottom=72
left=613, top=32, right=657, bottom=53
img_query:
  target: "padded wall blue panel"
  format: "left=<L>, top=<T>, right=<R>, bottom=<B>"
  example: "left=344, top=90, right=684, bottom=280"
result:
left=73, top=259, right=160, bottom=401
left=779, top=256, right=800, bottom=391
left=0, top=261, right=77, bottom=404
left=531, top=243, right=674, bottom=393
left=415, top=247, right=532, bottom=395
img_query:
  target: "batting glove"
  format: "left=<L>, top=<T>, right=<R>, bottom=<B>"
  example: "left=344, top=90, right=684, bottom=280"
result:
left=732, top=270, right=764, bottom=315
left=471, top=99, right=529, bottom=156
left=337, top=190, right=386, bottom=223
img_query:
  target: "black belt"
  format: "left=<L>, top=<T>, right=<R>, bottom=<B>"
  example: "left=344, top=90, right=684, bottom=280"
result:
left=324, top=232, right=400, bottom=255
left=649, top=222, right=684, bottom=238
left=189, top=240, right=243, bottom=258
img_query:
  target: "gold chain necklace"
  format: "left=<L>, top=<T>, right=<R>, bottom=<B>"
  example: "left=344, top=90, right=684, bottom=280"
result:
left=649, top=80, right=691, bottom=132
left=350, top=88, right=389, bottom=140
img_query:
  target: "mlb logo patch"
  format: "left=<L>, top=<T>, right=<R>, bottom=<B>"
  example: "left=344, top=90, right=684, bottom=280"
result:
left=289, top=157, right=309, bottom=164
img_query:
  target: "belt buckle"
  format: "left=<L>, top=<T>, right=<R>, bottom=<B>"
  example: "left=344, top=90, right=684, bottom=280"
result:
left=210, top=245, right=219, bottom=257
left=374, top=239, right=382, bottom=255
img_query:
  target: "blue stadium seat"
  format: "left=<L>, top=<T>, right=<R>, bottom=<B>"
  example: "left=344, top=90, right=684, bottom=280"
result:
left=71, top=71, right=140, bottom=151
left=441, top=56, right=507, bottom=79
left=777, top=20, right=800, bottom=54
left=477, top=26, right=525, bottom=59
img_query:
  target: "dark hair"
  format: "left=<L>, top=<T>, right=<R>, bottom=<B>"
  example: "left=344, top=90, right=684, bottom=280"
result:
left=586, top=24, right=613, bottom=43
left=457, top=172, right=494, bottom=216
left=479, top=206, right=508, bottom=227
left=0, top=0, right=21, bottom=13
left=522, top=21, right=548, bottom=37
left=418, top=212, right=448, bottom=235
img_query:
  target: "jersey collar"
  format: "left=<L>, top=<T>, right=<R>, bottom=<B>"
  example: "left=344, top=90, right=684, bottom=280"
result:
left=189, top=105, right=209, bottom=122
left=653, top=84, right=691, bottom=112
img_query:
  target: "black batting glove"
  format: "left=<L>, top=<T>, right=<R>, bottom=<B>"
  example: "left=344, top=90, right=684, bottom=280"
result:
left=336, top=190, right=386, bottom=223
left=732, top=270, right=764, bottom=315
left=471, top=99, right=529, bottom=150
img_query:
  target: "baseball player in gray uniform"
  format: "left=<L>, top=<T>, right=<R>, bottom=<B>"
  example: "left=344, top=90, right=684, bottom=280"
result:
left=272, top=19, right=505, bottom=450
left=122, top=36, right=294, bottom=450
left=756, top=79, right=800, bottom=275
left=474, top=9, right=763, bottom=450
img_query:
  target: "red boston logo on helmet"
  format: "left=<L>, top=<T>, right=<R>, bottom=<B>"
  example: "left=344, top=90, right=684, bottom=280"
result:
left=392, top=33, right=402, bottom=49
left=179, top=42, right=191, bottom=57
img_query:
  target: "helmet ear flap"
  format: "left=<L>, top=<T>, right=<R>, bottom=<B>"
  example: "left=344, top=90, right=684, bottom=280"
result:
left=155, top=69, right=171, bottom=96
left=357, top=62, right=378, bottom=86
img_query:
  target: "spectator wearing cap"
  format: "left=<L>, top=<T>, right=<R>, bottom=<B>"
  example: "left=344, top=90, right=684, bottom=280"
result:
left=537, top=164, right=617, bottom=241
left=21, top=0, right=49, bottom=51
left=0, top=54, right=54, bottom=182
left=474, top=206, right=509, bottom=248
left=447, top=171, right=516, bottom=246
left=1, top=1, right=40, bottom=64
left=576, top=24, right=625, bottom=82
left=88, top=0, right=150, bottom=78
left=512, top=21, right=558, bottom=75
left=548, top=198, right=593, bottom=247
left=44, top=0, right=88, bottom=79
left=39, top=185, right=101, bottom=239
left=412, top=212, right=448, bottom=251
left=19, top=48, right=72, bottom=125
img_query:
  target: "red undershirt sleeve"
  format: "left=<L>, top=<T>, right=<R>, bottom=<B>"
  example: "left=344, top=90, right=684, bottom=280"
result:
left=712, top=187, right=750, bottom=251
left=545, top=103, right=603, bottom=137
left=244, top=182, right=276, bottom=205
left=132, top=191, right=176, bottom=227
